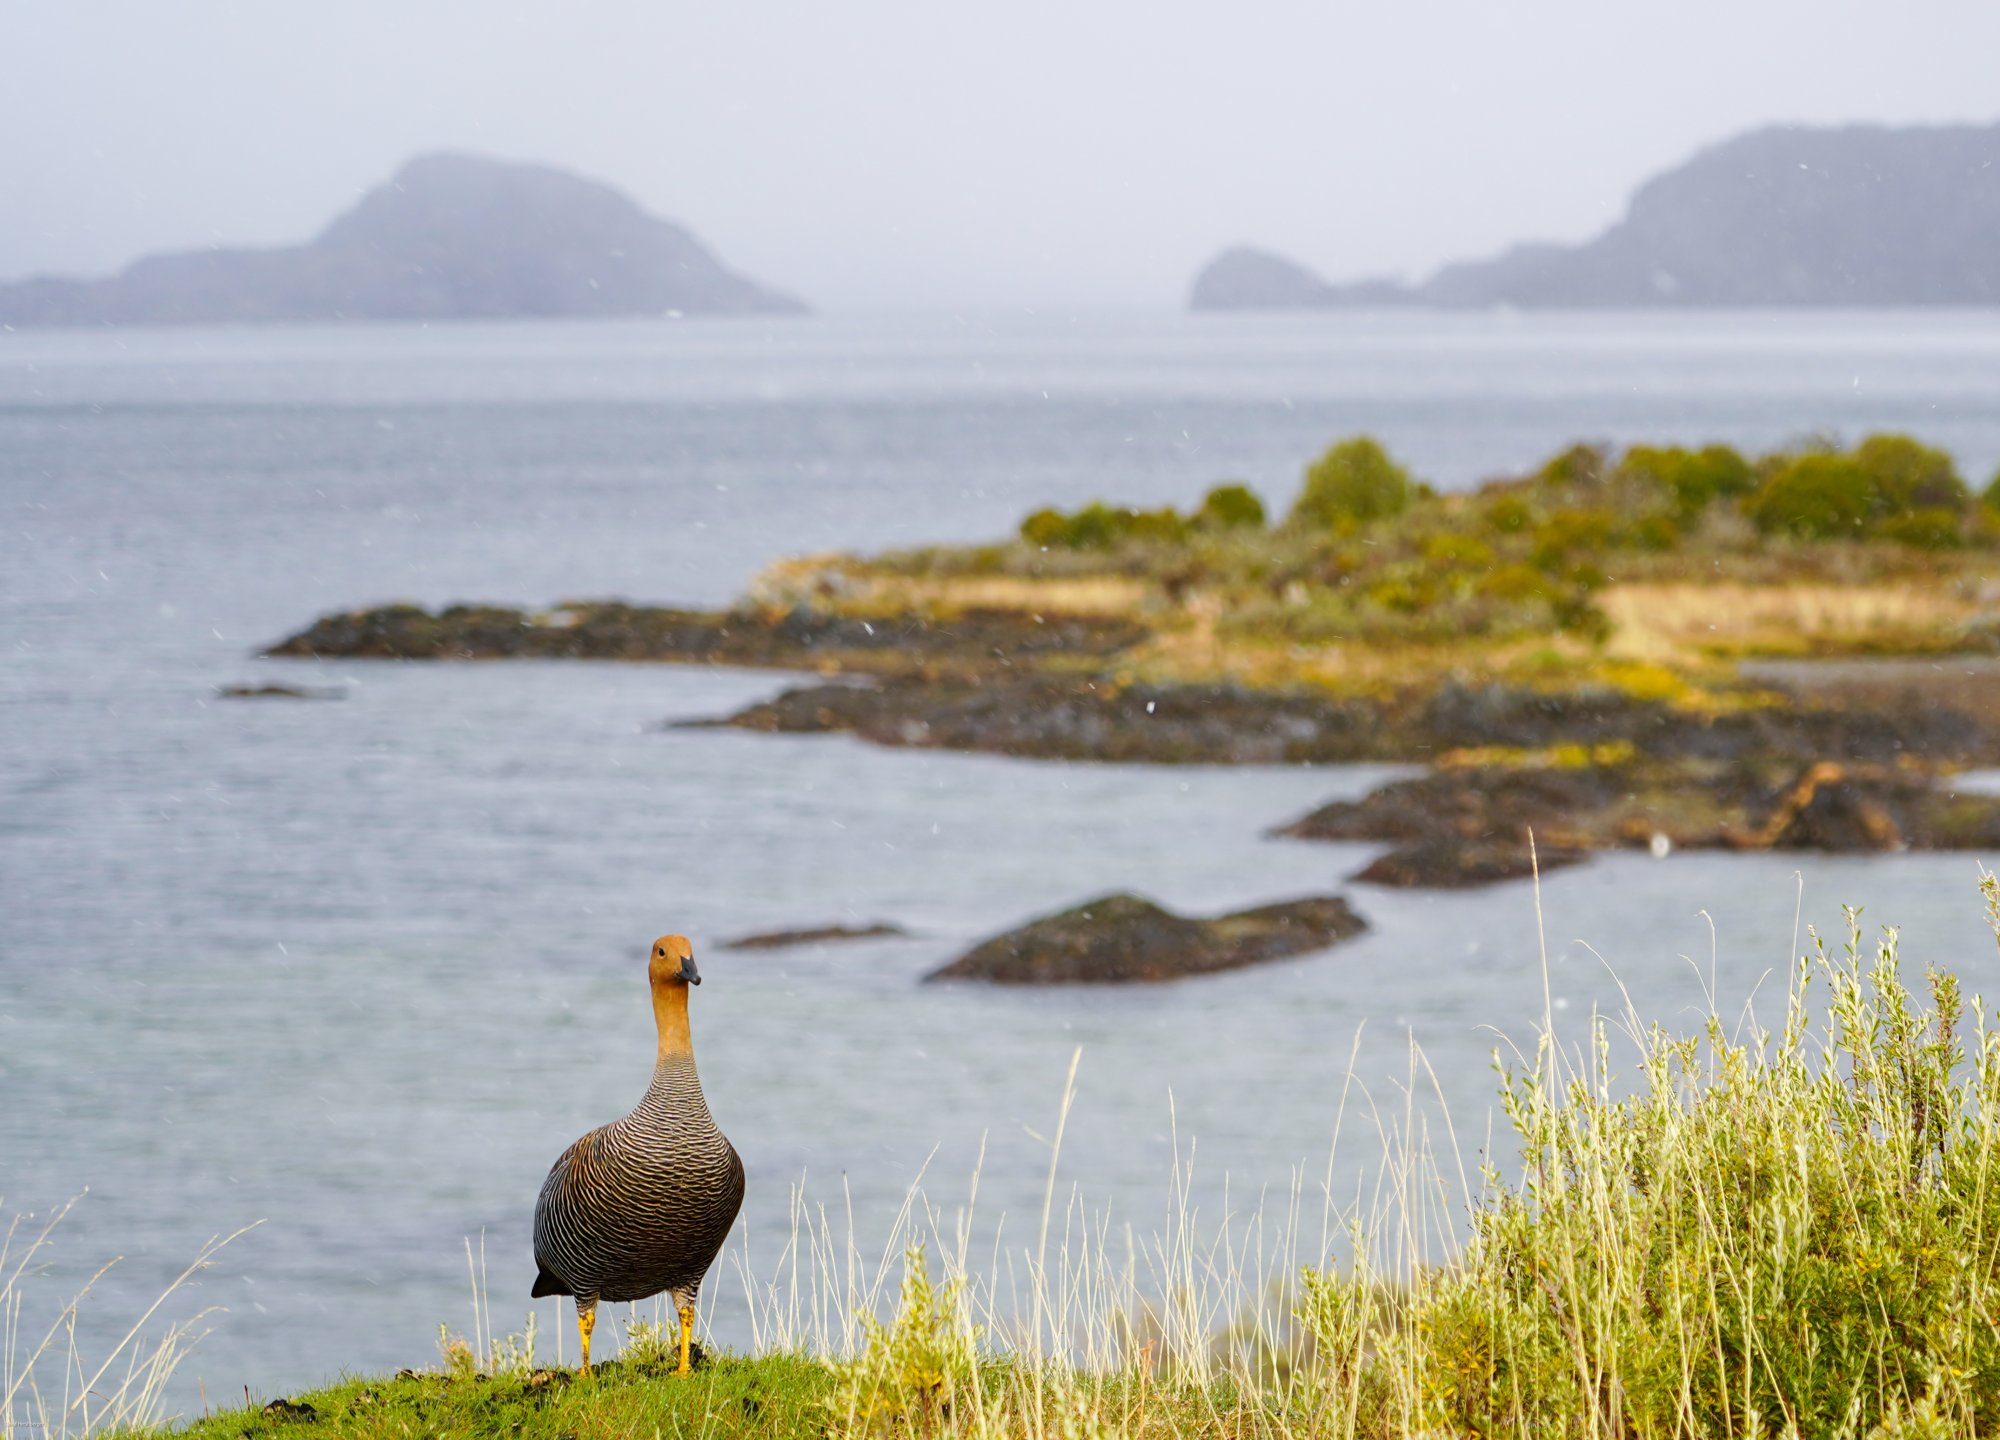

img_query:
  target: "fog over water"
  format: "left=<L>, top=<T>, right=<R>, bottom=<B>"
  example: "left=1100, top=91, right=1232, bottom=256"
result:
left=8, top=3, right=2000, bottom=308
left=7, top=310, right=2000, bottom=1406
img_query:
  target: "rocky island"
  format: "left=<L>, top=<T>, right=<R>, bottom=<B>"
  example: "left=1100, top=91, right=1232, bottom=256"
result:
left=266, top=429, right=2000, bottom=894
left=0, top=153, right=805, bottom=326
left=1192, top=119, right=2000, bottom=309
left=927, top=893, right=1367, bottom=985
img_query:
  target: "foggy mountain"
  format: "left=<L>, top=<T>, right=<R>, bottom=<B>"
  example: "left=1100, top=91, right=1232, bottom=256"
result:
left=0, top=153, right=806, bottom=325
left=1192, top=120, right=2000, bottom=310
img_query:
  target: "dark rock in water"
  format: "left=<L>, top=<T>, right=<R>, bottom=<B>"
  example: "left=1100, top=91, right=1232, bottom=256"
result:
left=927, top=892, right=1366, bottom=985
left=1279, top=764, right=1639, bottom=847
left=1281, top=755, right=2000, bottom=886
left=722, top=923, right=908, bottom=951
left=0, top=152, right=805, bottom=326
left=265, top=601, right=1146, bottom=674
left=216, top=683, right=344, bottom=700
left=1352, top=837, right=1589, bottom=889
left=706, top=676, right=1394, bottom=764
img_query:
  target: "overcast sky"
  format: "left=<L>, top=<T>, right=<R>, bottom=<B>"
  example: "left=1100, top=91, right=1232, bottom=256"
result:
left=6, top=1, right=1999, bottom=310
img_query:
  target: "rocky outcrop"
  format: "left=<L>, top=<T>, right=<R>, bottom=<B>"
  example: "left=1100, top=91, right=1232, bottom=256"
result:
left=1281, top=758, right=2000, bottom=887
left=704, top=676, right=1394, bottom=763
left=0, top=153, right=805, bottom=326
left=265, top=601, right=1145, bottom=675
left=927, top=893, right=1367, bottom=985
left=1193, top=120, right=2000, bottom=310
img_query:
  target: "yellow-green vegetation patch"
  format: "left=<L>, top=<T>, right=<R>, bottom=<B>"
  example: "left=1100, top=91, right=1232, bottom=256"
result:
left=1435, top=740, right=1638, bottom=771
left=823, top=428, right=2000, bottom=700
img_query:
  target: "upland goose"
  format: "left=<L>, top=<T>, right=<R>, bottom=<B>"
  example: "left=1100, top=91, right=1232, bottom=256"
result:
left=532, top=935, right=744, bottom=1374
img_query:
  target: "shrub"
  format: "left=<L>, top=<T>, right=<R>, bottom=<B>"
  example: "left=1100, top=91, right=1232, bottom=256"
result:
left=1535, top=442, right=1610, bottom=493
left=1625, top=512, right=1681, bottom=551
left=1017, top=501, right=1186, bottom=550
left=1479, top=494, right=1534, bottom=536
left=1018, top=507, right=1069, bottom=548
left=1854, top=433, right=1966, bottom=510
left=1062, top=502, right=1123, bottom=550
left=1299, top=906, right=2000, bottom=1437
left=1193, top=482, right=1266, bottom=530
left=1529, top=507, right=1618, bottom=573
left=1291, top=436, right=1414, bottom=529
left=1744, top=453, right=1877, bottom=538
left=1477, top=563, right=1552, bottom=603
left=1880, top=506, right=1965, bottom=550
left=1983, top=467, right=2000, bottom=514
left=1420, top=533, right=1496, bottom=569
left=1619, top=443, right=1755, bottom=521
left=1118, top=505, right=1190, bottom=545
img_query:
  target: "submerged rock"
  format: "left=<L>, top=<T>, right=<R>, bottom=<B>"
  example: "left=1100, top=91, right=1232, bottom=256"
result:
left=927, top=892, right=1366, bottom=985
left=216, top=682, right=344, bottom=700
left=721, top=923, right=909, bottom=950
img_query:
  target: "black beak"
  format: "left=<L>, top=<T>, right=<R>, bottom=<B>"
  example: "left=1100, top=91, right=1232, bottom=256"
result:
left=680, top=955, right=702, bottom=986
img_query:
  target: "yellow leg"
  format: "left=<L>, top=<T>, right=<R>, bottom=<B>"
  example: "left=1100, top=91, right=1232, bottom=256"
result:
left=577, top=1305, right=596, bottom=1375
left=677, top=1303, right=694, bottom=1376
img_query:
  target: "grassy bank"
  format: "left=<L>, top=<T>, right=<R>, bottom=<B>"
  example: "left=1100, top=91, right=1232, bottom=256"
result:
left=105, top=879, right=2000, bottom=1440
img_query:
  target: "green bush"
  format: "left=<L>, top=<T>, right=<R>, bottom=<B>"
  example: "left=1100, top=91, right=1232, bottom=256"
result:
left=1535, top=442, right=1610, bottom=493
left=1018, top=507, right=1069, bottom=548
left=1854, top=433, right=1966, bottom=510
left=1120, top=505, right=1190, bottom=545
left=1016, top=501, right=1186, bottom=550
left=1619, top=443, right=1755, bottom=521
left=1291, top=436, right=1414, bottom=529
left=1479, top=494, right=1534, bottom=536
left=1529, top=507, right=1618, bottom=573
left=1983, top=467, right=2000, bottom=514
left=1880, top=506, right=1965, bottom=550
left=1744, top=453, right=1877, bottom=538
left=1194, top=482, right=1266, bottom=530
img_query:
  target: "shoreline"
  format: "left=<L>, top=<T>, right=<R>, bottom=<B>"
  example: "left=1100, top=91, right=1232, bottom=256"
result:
left=265, top=598, right=2000, bottom=890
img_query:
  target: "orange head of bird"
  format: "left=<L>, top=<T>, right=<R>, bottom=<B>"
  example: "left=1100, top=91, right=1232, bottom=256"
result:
left=649, top=934, right=701, bottom=989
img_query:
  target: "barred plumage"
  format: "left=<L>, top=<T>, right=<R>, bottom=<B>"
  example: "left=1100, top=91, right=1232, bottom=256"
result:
left=531, top=934, right=743, bottom=1374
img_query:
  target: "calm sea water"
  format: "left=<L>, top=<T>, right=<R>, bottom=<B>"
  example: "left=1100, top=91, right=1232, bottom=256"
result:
left=8, top=309, right=2000, bottom=1408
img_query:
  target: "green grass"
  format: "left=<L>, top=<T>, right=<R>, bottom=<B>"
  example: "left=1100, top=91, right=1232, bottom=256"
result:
left=154, top=1353, right=838, bottom=1440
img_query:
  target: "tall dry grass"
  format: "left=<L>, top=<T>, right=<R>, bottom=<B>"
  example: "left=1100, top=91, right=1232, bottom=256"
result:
left=696, top=874, right=2000, bottom=1438
left=1, top=1197, right=255, bottom=1439
left=1599, top=581, right=1976, bottom=663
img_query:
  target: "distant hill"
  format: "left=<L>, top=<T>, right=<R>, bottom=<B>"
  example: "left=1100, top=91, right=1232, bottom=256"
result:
left=1191, top=120, right=2000, bottom=310
left=0, top=153, right=806, bottom=326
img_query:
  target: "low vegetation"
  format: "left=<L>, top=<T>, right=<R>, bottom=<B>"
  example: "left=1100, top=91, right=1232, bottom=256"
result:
left=106, top=882, right=2000, bottom=1438
left=832, top=430, right=2000, bottom=694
